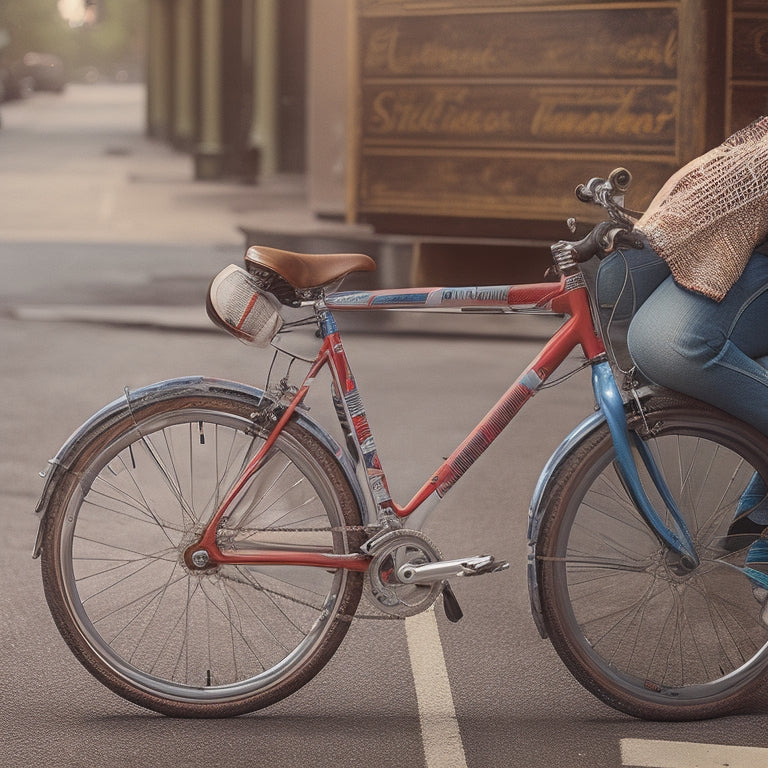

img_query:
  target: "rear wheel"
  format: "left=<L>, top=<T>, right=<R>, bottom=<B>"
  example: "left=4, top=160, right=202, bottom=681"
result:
left=537, top=394, right=768, bottom=719
left=40, top=392, right=365, bottom=717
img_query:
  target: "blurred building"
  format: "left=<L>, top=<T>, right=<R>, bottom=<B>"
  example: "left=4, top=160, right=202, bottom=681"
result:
left=146, top=1, right=311, bottom=180
left=146, top=0, right=768, bottom=283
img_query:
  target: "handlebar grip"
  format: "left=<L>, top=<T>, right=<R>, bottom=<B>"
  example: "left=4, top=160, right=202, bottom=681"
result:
left=570, top=221, right=612, bottom=262
left=575, top=177, right=602, bottom=203
left=608, top=167, right=632, bottom=192
left=575, top=168, right=632, bottom=205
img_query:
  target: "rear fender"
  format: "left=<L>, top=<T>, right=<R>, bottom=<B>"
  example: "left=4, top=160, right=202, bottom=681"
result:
left=32, top=376, right=369, bottom=558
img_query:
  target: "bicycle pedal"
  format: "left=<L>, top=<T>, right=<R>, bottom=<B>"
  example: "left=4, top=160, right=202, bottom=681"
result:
left=395, top=554, right=509, bottom=584
left=462, top=555, right=510, bottom=576
left=441, top=582, right=463, bottom=623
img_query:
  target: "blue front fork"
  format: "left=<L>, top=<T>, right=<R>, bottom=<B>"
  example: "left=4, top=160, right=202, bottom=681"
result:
left=591, top=361, right=699, bottom=566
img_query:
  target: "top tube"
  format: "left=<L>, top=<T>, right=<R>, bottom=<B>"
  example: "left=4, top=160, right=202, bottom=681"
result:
left=325, top=281, right=563, bottom=313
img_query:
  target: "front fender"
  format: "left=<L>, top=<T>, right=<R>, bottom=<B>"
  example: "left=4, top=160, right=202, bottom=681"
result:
left=33, top=376, right=369, bottom=558
left=526, top=383, right=664, bottom=638
left=525, top=407, right=608, bottom=639
left=527, top=407, right=608, bottom=545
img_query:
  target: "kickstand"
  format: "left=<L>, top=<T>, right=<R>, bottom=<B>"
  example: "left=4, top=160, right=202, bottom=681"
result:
left=441, top=582, right=464, bottom=623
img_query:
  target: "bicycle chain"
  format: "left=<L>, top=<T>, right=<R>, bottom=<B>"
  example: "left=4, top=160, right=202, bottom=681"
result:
left=220, top=572, right=401, bottom=620
left=220, top=525, right=372, bottom=534
left=218, top=525, right=402, bottom=620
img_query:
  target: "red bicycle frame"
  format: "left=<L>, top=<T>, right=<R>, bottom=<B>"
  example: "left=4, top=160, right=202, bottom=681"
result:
left=189, top=272, right=606, bottom=572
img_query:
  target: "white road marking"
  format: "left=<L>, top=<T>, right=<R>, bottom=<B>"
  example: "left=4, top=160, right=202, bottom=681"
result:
left=621, top=738, right=768, bottom=767
left=405, top=607, right=468, bottom=768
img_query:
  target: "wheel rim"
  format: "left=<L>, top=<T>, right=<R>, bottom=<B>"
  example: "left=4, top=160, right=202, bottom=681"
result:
left=58, top=409, right=350, bottom=704
left=552, top=419, right=768, bottom=703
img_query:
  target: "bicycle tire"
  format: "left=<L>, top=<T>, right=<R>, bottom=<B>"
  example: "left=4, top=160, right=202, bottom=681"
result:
left=39, top=390, right=365, bottom=717
left=536, top=392, right=768, bottom=720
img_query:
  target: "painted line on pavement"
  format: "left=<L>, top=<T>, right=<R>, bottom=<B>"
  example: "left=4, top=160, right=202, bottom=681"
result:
left=405, top=607, right=468, bottom=768
left=621, top=738, right=768, bottom=767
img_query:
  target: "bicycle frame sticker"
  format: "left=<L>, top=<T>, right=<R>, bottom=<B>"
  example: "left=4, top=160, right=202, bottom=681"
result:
left=325, top=334, right=395, bottom=513
left=326, top=282, right=562, bottom=312
left=432, top=376, right=538, bottom=498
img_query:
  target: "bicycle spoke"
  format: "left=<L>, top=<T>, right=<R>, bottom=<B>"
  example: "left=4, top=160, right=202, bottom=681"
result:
left=138, top=432, right=198, bottom=529
left=542, top=414, right=768, bottom=712
left=51, top=402, right=360, bottom=710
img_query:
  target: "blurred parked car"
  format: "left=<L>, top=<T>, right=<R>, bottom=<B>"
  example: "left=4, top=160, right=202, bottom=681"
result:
left=0, top=62, right=34, bottom=101
left=0, top=53, right=66, bottom=101
left=21, top=53, right=66, bottom=93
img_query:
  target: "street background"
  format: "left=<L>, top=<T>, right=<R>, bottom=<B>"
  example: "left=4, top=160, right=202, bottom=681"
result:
left=2, top=85, right=767, bottom=768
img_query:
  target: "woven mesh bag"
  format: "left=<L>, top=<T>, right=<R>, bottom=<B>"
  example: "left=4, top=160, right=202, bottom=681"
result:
left=639, top=117, right=768, bottom=301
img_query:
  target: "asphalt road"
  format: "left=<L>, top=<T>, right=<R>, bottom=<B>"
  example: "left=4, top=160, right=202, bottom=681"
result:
left=2, top=84, right=768, bottom=768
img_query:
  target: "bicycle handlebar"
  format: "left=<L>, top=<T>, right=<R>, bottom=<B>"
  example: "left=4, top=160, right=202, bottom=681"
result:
left=568, top=221, right=613, bottom=262
left=575, top=167, right=633, bottom=204
left=550, top=167, right=642, bottom=273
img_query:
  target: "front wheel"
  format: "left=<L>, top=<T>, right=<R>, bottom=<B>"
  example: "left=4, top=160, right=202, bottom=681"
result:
left=39, top=390, right=365, bottom=717
left=536, top=393, right=768, bottom=720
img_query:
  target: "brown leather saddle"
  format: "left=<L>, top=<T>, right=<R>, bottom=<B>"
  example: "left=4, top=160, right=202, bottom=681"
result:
left=245, top=245, right=375, bottom=290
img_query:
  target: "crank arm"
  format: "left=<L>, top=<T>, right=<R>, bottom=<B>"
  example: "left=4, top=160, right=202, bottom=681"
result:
left=396, top=554, right=509, bottom=584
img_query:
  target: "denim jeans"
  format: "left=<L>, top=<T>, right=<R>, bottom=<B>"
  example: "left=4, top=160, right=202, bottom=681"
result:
left=594, top=240, right=671, bottom=371
left=625, top=245, right=768, bottom=436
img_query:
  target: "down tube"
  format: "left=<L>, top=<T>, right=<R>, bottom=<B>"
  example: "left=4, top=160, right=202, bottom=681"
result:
left=403, top=315, right=597, bottom=524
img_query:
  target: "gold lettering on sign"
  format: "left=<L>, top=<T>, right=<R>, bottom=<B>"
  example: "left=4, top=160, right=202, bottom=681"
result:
left=365, top=25, right=503, bottom=74
left=371, top=87, right=516, bottom=136
left=531, top=88, right=676, bottom=139
left=614, top=30, right=677, bottom=69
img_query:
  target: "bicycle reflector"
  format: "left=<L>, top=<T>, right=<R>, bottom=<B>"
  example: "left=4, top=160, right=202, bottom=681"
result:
left=206, top=264, right=284, bottom=346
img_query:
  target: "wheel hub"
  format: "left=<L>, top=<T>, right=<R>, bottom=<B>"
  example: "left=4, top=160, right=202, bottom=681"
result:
left=183, top=543, right=217, bottom=572
left=664, top=549, right=698, bottom=578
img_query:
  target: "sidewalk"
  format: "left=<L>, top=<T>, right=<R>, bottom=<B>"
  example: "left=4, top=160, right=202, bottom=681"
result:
left=0, top=84, right=324, bottom=247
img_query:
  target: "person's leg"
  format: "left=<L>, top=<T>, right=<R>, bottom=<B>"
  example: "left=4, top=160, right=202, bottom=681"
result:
left=746, top=540, right=768, bottom=626
left=733, top=472, right=768, bottom=529
left=595, top=240, right=670, bottom=323
left=627, top=251, right=768, bottom=435
left=628, top=251, right=768, bottom=542
left=594, top=240, right=670, bottom=371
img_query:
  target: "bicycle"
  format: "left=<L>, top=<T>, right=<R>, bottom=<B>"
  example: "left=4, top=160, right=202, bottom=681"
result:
left=33, top=169, right=768, bottom=721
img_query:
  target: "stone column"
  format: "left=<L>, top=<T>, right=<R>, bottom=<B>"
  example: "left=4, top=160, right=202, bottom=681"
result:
left=308, top=0, right=349, bottom=216
left=250, top=0, right=278, bottom=176
left=195, top=0, right=224, bottom=179
left=172, top=0, right=196, bottom=149
left=146, top=0, right=172, bottom=138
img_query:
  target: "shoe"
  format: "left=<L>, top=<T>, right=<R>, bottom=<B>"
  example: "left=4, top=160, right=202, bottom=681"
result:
left=745, top=538, right=768, bottom=585
left=753, top=586, right=768, bottom=629
left=745, top=539, right=768, bottom=627
left=724, top=472, right=768, bottom=550
left=727, top=515, right=768, bottom=537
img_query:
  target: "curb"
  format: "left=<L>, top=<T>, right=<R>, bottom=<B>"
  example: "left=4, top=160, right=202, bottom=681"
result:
left=7, top=303, right=562, bottom=340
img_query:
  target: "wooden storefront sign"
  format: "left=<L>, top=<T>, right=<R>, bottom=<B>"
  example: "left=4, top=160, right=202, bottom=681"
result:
left=730, top=0, right=768, bottom=133
left=351, top=1, right=736, bottom=238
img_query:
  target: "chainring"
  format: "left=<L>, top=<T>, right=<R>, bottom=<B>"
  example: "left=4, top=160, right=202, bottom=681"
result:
left=364, top=529, right=444, bottom=617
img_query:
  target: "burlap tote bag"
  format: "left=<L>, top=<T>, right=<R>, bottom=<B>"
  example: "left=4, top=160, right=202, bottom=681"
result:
left=639, top=116, right=768, bottom=301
